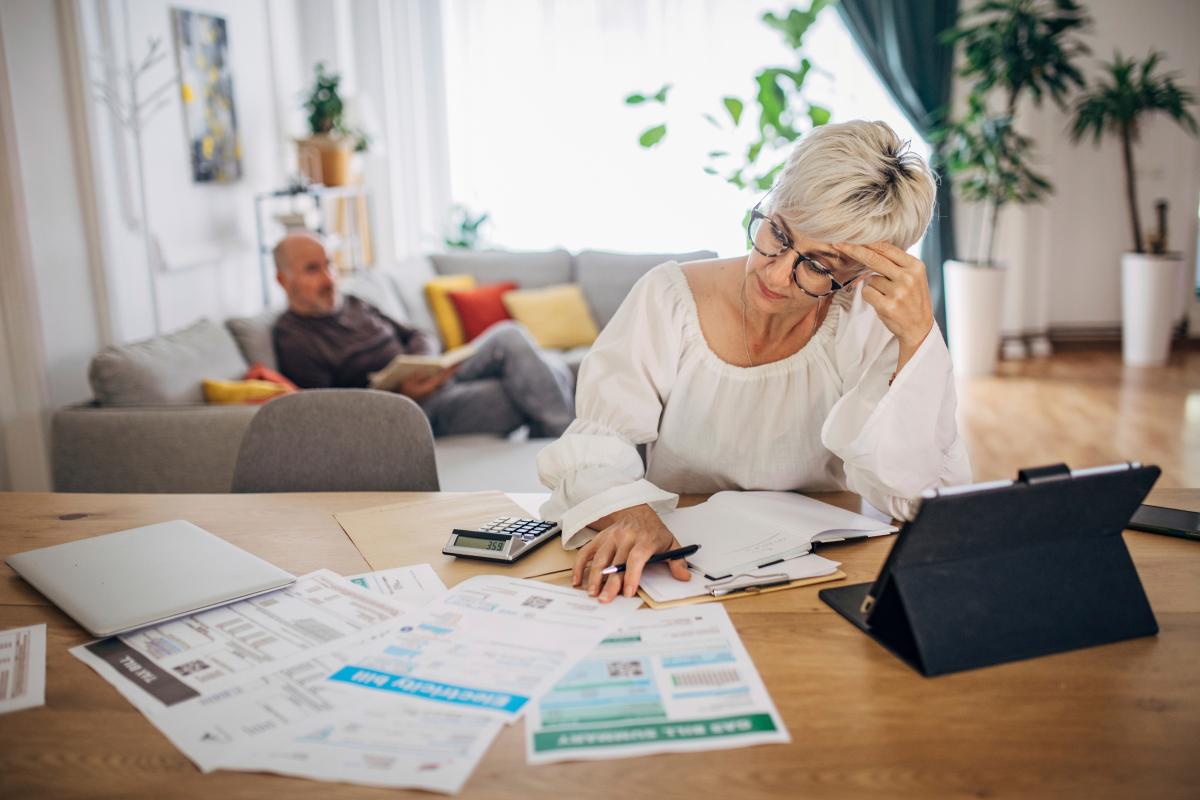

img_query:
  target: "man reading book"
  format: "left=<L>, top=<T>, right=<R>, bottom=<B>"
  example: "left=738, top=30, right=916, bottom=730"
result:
left=271, top=232, right=575, bottom=437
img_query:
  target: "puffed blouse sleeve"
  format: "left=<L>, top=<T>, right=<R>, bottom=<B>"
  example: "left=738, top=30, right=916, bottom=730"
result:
left=820, top=287, right=973, bottom=520
left=536, top=265, right=685, bottom=548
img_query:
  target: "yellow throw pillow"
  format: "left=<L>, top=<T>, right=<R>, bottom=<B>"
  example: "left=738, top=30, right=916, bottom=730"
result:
left=501, top=284, right=600, bottom=350
left=202, top=378, right=291, bottom=404
left=424, top=274, right=477, bottom=349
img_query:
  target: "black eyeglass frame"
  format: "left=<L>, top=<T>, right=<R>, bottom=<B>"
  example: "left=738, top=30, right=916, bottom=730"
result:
left=746, top=205, right=867, bottom=298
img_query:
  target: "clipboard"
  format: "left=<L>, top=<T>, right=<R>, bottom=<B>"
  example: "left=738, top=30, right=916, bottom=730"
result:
left=638, top=569, right=846, bottom=609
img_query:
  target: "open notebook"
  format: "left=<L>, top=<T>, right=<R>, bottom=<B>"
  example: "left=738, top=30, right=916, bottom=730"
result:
left=660, top=491, right=898, bottom=580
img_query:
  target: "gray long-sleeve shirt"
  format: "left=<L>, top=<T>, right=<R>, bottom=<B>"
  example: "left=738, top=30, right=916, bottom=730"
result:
left=272, top=296, right=437, bottom=389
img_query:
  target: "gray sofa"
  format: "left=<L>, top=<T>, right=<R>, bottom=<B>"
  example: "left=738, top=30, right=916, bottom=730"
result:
left=52, top=248, right=714, bottom=493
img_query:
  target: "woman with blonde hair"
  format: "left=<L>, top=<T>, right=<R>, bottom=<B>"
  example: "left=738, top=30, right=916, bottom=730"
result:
left=538, top=120, right=972, bottom=602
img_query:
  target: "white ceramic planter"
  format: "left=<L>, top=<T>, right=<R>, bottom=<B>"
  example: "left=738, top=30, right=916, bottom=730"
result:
left=1121, top=252, right=1184, bottom=366
left=944, top=259, right=1006, bottom=377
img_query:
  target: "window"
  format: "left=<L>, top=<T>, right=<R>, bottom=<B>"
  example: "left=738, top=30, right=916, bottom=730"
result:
left=442, top=1, right=927, bottom=257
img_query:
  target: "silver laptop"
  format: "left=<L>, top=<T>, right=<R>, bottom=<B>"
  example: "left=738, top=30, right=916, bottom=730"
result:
left=6, top=520, right=296, bottom=637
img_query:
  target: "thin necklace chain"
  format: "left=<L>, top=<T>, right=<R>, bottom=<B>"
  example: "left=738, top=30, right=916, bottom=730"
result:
left=741, top=272, right=824, bottom=369
left=741, top=273, right=755, bottom=367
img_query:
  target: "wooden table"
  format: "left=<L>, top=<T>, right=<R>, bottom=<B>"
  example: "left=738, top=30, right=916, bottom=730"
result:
left=1, top=490, right=1198, bottom=799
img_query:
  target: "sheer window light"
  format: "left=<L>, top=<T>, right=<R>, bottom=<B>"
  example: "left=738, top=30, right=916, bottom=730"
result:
left=441, top=1, right=928, bottom=257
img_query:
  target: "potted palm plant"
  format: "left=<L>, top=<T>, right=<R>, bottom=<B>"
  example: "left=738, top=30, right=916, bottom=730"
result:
left=937, top=0, right=1089, bottom=376
left=1070, top=51, right=1198, bottom=366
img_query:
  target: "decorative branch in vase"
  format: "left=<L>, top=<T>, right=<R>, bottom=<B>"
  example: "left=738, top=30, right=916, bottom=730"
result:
left=91, top=36, right=178, bottom=335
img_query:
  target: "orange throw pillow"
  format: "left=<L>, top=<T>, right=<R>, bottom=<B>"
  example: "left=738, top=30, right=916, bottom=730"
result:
left=448, top=282, right=518, bottom=342
left=246, top=363, right=300, bottom=391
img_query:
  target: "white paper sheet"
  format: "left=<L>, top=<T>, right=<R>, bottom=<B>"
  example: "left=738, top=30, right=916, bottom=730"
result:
left=70, top=571, right=424, bottom=765
left=218, top=694, right=502, bottom=794
left=70, top=569, right=412, bottom=716
left=526, top=604, right=789, bottom=764
left=505, top=492, right=551, bottom=519
left=70, top=569, right=506, bottom=793
left=638, top=553, right=841, bottom=603
left=327, top=574, right=643, bottom=722
left=345, top=564, right=447, bottom=607
left=0, top=623, right=46, bottom=715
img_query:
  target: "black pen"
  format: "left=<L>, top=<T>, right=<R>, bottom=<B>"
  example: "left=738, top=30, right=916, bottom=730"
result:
left=600, top=544, right=700, bottom=575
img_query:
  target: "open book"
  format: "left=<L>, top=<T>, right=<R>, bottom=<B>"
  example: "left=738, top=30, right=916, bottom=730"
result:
left=367, top=345, right=477, bottom=392
left=659, top=491, right=898, bottom=580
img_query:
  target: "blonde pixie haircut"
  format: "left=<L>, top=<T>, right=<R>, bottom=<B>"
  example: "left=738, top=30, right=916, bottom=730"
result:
left=764, top=120, right=936, bottom=250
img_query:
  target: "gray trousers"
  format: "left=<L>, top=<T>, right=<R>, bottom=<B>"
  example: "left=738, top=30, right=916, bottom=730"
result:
left=420, top=322, right=575, bottom=438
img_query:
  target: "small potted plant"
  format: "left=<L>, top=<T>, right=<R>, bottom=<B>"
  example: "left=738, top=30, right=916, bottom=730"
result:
left=297, top=63, right=370, bottom=186
left=937, top=0, right=1089, bottom=376
left=1070, top=51, right=1198, bottom=366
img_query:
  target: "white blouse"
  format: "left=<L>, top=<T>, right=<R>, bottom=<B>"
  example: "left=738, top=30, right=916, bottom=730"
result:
left=537, top=261, right=972, bottom=548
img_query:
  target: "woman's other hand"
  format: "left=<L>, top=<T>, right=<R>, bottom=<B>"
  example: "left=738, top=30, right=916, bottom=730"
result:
left=571, top=504, right=691, bottom=603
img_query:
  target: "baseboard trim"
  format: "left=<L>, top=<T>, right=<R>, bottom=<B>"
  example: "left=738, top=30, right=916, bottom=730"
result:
left=1047, top=325, right=1122, bottom=343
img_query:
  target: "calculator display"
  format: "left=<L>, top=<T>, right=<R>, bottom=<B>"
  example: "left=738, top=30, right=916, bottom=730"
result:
left=454, top=535, right=506, bottom=552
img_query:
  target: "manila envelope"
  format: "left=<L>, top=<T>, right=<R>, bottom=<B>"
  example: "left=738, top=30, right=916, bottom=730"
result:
left=335, top=491, right=575, bottom=587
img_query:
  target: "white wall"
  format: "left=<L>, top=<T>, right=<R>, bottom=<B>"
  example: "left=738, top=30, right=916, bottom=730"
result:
left=76, top=0, right=294, bottom=343
left=955, top=0, right=1200, bottom=341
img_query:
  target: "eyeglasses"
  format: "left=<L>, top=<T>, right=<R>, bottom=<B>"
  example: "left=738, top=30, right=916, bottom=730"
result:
left=746, top=205, right=868, bottom=298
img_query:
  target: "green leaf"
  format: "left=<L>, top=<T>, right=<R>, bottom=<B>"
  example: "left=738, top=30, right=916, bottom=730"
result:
left=702, top=166, right=718, bottom=175
left=761, top=3, right=830, bottom=50
left=707, top=150, right=729, bottom=158
left=638, top=124, right=668, bottom=148
left=755, top=69, right=786, bottom=134
left=653, top=84, right=672, bottom=103
left=624, top=93, right=646, bottom=105
left=808, top=104, right=831, bottom=126
left=786, top=58, right=812, bottom=90
left=702, top=113, right=722, bottom=129
left=722, top=96, right=744, bottom=126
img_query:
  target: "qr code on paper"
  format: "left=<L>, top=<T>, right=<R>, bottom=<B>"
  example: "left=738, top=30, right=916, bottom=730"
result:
left=606, top=660, right=643, bottom=678
left=522, top=596, right=552, bottom=609
left=173, top=659, right=210, bottom=677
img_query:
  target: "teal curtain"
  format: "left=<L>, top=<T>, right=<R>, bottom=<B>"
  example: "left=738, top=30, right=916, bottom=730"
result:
left=837, top=0, right=959, bottom=334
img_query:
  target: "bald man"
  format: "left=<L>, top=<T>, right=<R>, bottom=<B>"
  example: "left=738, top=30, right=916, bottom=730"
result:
left=271, top=232, right=575, bottom=437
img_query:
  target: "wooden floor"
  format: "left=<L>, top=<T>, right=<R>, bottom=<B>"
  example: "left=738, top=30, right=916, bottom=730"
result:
left=958, top=343, right=1199, bottom=487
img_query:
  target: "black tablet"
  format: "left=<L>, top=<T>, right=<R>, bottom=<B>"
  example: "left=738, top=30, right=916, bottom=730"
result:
left=820, top=462, right=1161, bottom=676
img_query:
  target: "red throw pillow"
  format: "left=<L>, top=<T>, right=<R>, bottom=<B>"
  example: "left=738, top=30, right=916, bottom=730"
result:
left=448, top=282, right=519, bottom=342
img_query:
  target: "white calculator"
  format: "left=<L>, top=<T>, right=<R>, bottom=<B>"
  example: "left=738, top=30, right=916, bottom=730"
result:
left=442, top=517, right=562, bottom=563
